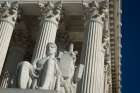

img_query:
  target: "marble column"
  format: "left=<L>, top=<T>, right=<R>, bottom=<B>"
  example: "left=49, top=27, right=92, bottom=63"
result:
left=32, top=1, right=62, bottom=62
left=103, top=32, right=112, bottom=93
left=80, top=1, right=108, bottom=93
left=0, top=22, right=29, bottom=88
left=0, top=1, right=19, bottom=75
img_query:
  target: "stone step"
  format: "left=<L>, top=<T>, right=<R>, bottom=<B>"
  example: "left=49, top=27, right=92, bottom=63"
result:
left=0, top=88, right=58, bottom=93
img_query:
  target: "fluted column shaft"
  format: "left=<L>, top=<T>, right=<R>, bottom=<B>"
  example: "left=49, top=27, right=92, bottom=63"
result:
left=32, top=19, right=58, bottom=60
left=32, top=1, right=62, bottom=61
left=0, top=1, right=19, bottom=75
left=81, top=18, right=104, bottom=93
left=0, top=22, right=14, bottom=71
left=80, top=1, right=108, bottom=93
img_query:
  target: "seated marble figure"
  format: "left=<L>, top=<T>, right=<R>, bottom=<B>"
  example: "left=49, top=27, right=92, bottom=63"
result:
left=17, top=42, right=84, bottom=93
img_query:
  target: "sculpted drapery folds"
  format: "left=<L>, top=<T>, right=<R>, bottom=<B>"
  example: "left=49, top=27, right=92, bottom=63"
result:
left=37, top=42, right=61, bottom=90
left=17, top=42, right=62, bottom=90
left=17, top=42, right=83, bottom=93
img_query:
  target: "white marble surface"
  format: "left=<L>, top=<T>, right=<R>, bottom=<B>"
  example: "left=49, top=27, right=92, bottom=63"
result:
left=0, top=88, right=58, bottom=93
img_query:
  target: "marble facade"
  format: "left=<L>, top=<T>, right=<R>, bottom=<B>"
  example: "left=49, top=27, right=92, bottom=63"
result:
left=0, top=0, right=122, bottom=93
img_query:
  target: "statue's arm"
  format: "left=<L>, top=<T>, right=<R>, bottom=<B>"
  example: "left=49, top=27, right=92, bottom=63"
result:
left=33, top=57, right=49, bottom=71
left=30, top=59, right=42, bottom=78
left=40, top=57, right=49, bottom=64
left=55, top=60, right=64, bottom=81
left=32, top=58, right=40, bottom=68
left=55, top=62, right=61, bottom=76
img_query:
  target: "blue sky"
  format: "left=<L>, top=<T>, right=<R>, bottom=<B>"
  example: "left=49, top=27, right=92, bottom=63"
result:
left=121, top=0, right=140, bottom=93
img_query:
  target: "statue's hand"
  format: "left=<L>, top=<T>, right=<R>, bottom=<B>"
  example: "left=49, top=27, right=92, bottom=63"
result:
left=30, top=69, right=39, bottom=79
left=36, top=62, right=44, bottom=71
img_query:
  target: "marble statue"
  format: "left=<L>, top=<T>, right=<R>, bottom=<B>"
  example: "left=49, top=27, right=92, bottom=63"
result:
left=58, top=43, right=84, bottom=93
left=17, top=42, right=61, bottom=90
left=38, top=42, right=62, bottom=90
left=17, top=61, right=34, bottom=89
left=17, top=42, right=84, bottom=93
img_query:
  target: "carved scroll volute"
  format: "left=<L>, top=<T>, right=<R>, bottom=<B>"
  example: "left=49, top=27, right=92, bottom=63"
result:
left=0, top=1, right=19, bottom=25
left=38, top=1, right=62, bottom=23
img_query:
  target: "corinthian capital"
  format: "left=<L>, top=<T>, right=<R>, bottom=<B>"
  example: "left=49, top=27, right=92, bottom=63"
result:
left=83, top=0, right=109, bottom=22
left=0, top=1, right=19, bottom=25
left=38, top=1, right=62, bottom=23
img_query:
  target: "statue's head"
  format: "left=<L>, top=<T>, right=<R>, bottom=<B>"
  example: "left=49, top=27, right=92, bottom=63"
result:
left=11, top=1, right=18, bottom=10
left=2, top=1, right=10, bottom=9
left=46, top=42, right=57, bottom=56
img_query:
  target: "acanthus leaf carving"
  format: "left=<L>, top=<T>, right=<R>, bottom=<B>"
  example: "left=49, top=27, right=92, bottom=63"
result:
left=0, top=1, right=18, bottom=25
left=38, top=1, right=62, bottom=23
left=83, top=0, right=109, bottom=23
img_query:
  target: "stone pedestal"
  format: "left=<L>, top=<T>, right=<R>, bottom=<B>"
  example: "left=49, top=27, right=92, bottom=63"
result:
left=32, top=1, right=62, bottom=61
left=0, top=88, right=58, bottom=93
left=80, top=1, right=108, bottom=93
left=0, top=1, right=19, bottom=75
